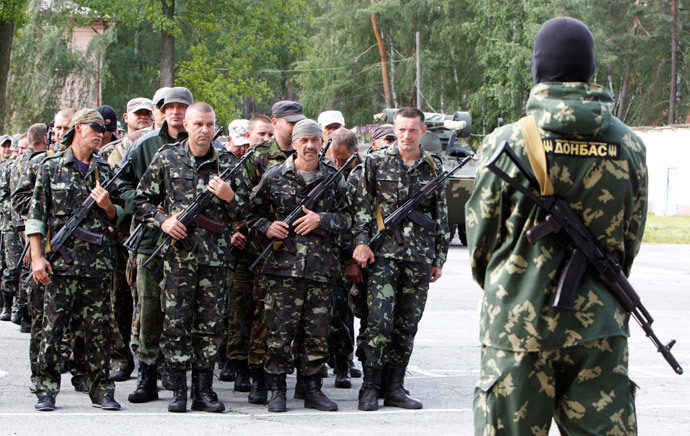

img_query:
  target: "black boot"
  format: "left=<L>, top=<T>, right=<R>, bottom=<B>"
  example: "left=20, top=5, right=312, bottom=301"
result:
left=234, top=360, right=251, bottom=392
left=348, top=359, right=362, bottom=378
left=378, top=364, right=409, bottom=398
left=10, top=301, right=21, bottom=325
left=159, top=366, right=175, bottom=391
left=247, top=367, right=268, bottom=405
left=128, top=362, right=159, bottom=403
left=19, top=305, right=31, bottom=333
left=294, top=370, right=305, bottom=400
left=0, top=293, right=11, bottom=321
left=191, top=371, right=225, bottom=413
left=168, top=370, right=187, bottom=413
left=304, top=374, right=338, bottom=411
left=218, top=359, right=236, bottom=382
left=383, top=366, right=422, bottom=409
left=334, top=355, right=351, bottom=389
left=267, top=373, right=287, bottom=413
left=358, top=366, right=381, bottom=411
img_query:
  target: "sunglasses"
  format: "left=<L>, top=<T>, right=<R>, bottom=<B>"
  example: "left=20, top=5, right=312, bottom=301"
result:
left=384, top=135, right=396, bottom=142
left=84, top=122, right=106, bottom=134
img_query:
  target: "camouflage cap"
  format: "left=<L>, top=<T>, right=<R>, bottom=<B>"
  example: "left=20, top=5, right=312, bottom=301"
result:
left=0, top=134, right=10, bottom=147
left=371, top=124, right=395, bottom=140
left=228, top=119, right=250, bottom=146
left=127, top=97, right=153, bottom=113
left=291, top=119, right=322, bottom=143
left=61, top=109, right=105, bottom=146
left=9, top=134, right=19, bottom=152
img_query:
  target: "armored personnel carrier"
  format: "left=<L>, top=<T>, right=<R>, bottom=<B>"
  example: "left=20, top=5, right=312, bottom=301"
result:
left=372, top=109, right=477, bottom=245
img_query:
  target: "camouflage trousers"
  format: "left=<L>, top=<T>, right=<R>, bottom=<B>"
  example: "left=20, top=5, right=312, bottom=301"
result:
left=474, top=336, right=637, bottom=436
left=133, top=253, right=164, bottom=366
left=264, top=274, right=332, bottom=376
left=248, top=270, right=268, bottom=367
left=36, top=275, right=114, bottom=402
left=224, top=255, right=254, bottom=361
left=327, top=279, right=354, bottom=358
left=28, top=281, right=44, bottom=383
left=110, top=247, right=133, bottom=372
left=358, top=258, right=430, bottom=369
left=349, top=280, right=368, bottom=364
left=160, top=259, right=227, bottom=372
left=1, top=229, right=22, bottom=298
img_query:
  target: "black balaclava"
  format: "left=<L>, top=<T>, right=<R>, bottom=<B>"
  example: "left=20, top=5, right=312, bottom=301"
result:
left=531, top=17, right=596, bottom=85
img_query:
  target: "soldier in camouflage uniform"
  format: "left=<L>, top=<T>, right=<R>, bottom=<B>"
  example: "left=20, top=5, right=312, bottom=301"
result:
left=134, top=102, right=249, bottom=413
left=28, top=109, right=123, bottom=411
left=243, top=103, right=301, bottom=405
left=0, top=134, right=19, bottom=322
left=119, top=87, right=191, bottom=403
left=352, top=107, right=449, bottom=411
left=466, top=18, right=646, bottom=435
left=248, top=118, right=350, bottom=413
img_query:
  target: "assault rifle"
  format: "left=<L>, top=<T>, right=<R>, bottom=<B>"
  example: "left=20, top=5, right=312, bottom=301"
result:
left=368, top=153, right=474, bottom=254
left=143, top=146, right=256, bottom=267
left=25, top=152, right=134, bottom=284
left=249, top=154, right=357, bottom=275
left=485, top=140, right=683, bottom=375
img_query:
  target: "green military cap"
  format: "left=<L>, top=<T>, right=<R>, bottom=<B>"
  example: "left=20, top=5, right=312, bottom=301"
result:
left=61, top=108, right=105, bottom=146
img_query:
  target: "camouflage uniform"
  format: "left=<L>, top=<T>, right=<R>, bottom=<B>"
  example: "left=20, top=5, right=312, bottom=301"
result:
left=118, top=122, right=186, bottom=367
left=466, top=83, right=647, bottom=435
left=134, top=139, right=248, bottom=372
left=0, top=156, right=22, bottom=303
left=242, top=139, right=294, bottom=368
left=352, top=145, right=449, bottom=369
left=26, top=146, right=123, bottom=403
left=248, top=154, right=350, bottom=376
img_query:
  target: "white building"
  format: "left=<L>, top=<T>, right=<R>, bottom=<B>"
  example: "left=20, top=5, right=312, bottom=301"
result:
left=634, top=125, right=690, bottom=216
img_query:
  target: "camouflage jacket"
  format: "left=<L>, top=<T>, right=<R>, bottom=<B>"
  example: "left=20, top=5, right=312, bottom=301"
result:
left=243, top=139, right=294, bottom=190
left=12, top=150, right=54, bottom=220
left=100, top=134, right=133, bottom=167
left=248, top=154, right=351, bottom=283
left=134, top=139, right=249, bottom=267
left=26, top=147, right=123, bottom=277
left=0, top=156, right=18, bottom=231
left=465, top=82, right=648, bottom=352
left=352, top=145, right=449, bottom=268
left=10, top=148, right=46, bottom=224
left=118, top=121, right=188, bottom=254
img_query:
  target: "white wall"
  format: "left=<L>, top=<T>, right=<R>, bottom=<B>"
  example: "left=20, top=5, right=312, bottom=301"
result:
left=634, top=126, right=690, bottom=216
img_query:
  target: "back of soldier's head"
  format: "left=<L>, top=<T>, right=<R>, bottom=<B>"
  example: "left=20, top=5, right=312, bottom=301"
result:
left=531, top=17, right=595, bottom=85
left=27, top=123, right=48, bottom=147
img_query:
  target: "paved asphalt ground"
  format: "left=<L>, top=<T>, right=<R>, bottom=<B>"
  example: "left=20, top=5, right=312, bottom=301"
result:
left=1, top=241, right=689, bottom=435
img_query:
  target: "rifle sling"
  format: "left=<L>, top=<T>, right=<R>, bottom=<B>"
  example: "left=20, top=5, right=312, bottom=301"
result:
left=519, top=115, right=554, bottom=196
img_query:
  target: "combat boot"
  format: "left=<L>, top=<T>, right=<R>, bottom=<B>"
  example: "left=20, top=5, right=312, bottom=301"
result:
left=191, top=371, right=225, bottom=413
left=218, top=359, right=236, bottom=382
left=294, top=370, right=305, bottom=399
left=35, top=395, right=55, bottom=411
left=92, top=389, right=121, bottom=410
left=304, top=374, right=338, bottom=411
left=383, top=366, right=422, bottom=409
left=247, top=367, right=268, bottom=404
left=358, top=366, right=381, bottom=411
left=348, top=359, right=362, bottom=378
left=334, top=355, right=351, bottom=389
left=128, top=362, right=159, bottom=403
left=267, top=373, right=287, bottom=413
left=0, top=293, right=12, bottom=321
left=19, top=305, right=31, bottom=333
left=168, top=370, right=187, bottom=413
left=234, top=360, right=251, bottom=392
left=10, top=303, right=21, bottom=325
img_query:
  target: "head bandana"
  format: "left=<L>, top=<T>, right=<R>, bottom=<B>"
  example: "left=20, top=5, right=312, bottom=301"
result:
left=291, top=119, right=322, bottom=143
left=61, top=109, right=105, bottom=146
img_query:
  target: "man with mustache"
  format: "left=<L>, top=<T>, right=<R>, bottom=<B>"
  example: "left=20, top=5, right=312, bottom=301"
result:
left=248, top=118, right=350, bottom=413
left=28, top=109, right=124, bottom=411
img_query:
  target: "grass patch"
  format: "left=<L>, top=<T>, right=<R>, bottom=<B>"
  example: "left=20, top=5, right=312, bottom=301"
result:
left=643, top=215, right=690, bottom=244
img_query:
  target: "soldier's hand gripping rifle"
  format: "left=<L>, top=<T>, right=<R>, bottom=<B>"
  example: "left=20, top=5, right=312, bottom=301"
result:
left=485, top=140, right=682, bottom=375
left=143, top=145, right=255, bottom=268
left=24, top=153, right=134, bottom=284
left=249, top=154, right=357, bottom=276
left=368, top=153, right=474, bottom=255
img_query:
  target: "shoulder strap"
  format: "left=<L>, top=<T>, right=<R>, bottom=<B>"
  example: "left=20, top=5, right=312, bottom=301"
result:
left=424, top=151, right=437, bottom=177
left=518, top=115, right=554, bottom=196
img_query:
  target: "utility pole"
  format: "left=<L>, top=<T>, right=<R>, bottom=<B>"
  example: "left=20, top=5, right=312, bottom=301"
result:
left=416, top=30, right=422, bottom=110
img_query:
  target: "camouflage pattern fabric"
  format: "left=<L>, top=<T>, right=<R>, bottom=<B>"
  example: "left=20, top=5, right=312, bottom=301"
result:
left=248, top=272, right=268, bottom=367
left=351, top=145, right=449, bottom=268
left=466, top=83, right=647, bottom=435
left=26, top=147, right=122, bottom=277
left=248, top=155, right=351, bottom=283
left=263, top=274, right=332, bottom=376
left=0, top=156, right=17, bottom=232
left=327, top=279, right=354, bottom=358
left=160, top=259, right=228, bottom=372
left=27, top=280, right=44, bottom=385
left=132, top=253, right=164, bottom=366
left=474, top=337, right=637, bottom=436
left=1, top=229, right=21, bottom=297
left=36, top=275, right=114, bottom=402
left=109, top=247, right=134, bottom=372
left=224, top=255, right=254, bottom=361
left=242, top=139, right=291, bottom=191
left=358, top=258, right=430, bottom=368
